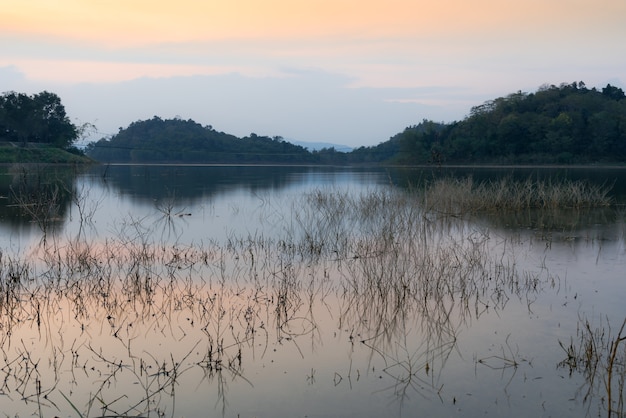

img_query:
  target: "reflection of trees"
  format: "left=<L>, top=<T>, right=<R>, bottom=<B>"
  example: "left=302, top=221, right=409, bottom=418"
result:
left=91, top=164, right=332, bottom=203
left=1, top=164, right=377, bottom=232
left=0, top=184, right=613, bottom=417
left=387, top=166, right=626, bottom=205
left=0, top=164, right=80, bottom=231
left=386, top=167, right=626, bottom=247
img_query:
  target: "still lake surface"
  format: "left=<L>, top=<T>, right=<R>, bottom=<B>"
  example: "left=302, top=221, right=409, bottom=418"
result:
left=0, top=164, right=625, bottom=417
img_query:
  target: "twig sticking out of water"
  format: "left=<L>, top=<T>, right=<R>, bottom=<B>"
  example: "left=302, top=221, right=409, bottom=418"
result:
left=559, top=316, right=626, bottom=418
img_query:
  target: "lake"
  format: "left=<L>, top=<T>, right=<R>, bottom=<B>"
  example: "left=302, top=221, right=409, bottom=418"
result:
left=0, top=164, right=625, bottom=417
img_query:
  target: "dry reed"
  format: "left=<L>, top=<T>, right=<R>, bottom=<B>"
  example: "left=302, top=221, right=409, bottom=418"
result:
left=0, top=177, right=615, bottom=416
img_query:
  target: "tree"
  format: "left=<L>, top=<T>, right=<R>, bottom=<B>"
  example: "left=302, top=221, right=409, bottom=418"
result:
left=86, top=117, right=316, bottom=164
left=32, top=91, right=78, bottom=148
left=0, top=92, right=33, bottom=143
left=602, top=84, right=625, bottom=101
left=0, top=91, right=78, bottom=148
left=372, top=81, right=626, bottom=164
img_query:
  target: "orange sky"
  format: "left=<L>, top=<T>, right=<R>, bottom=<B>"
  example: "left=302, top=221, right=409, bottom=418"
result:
left=2, top=0, right=625, bottom=84
left=4, top=0, right=623, bottom=47
left=4, top=1, right=486, bottom=45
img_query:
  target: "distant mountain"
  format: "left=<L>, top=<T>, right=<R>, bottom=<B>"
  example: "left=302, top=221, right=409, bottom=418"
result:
left=289, top=140, right=353, bottom=153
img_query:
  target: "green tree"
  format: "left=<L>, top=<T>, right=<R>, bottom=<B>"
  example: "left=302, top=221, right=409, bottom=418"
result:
left=0, top=91, right=78, bottom=148
left=0, top=92, right=33, bottom=143
left=602, top=84, right=626, bottom=101
left=87, top=117, right=315, bottom=164
left=32, top=91, right=78, bottom=148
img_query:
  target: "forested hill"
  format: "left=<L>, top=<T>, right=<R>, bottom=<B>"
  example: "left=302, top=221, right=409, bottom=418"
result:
left=87, top=82, right=626, bottom=165
left=358, top=82, right=626, bottom=165
left=86, top=117, right=316, bottom=164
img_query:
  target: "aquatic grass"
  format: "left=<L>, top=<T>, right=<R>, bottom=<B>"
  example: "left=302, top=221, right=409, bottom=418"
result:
left=421, top=176, right=613, bottom=215
left=0, top=182, right=605, bottom=416
left=6, top=164, right=83, bottom=237
left=305, top=189, right=547, bottom=359
left=559, top=316, right=626, bottom=417
left=60, top=391, right=85, bottom=418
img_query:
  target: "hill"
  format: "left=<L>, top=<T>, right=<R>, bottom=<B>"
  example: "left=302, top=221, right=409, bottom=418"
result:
left=86, top=117, right=317, bottom=164
left=85, top=81, right=626, bottom=166
left=356, top=82, right=626, bottom=165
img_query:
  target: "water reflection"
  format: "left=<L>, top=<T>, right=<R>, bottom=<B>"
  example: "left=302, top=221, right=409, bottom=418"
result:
left=89, top=164, right=389, bottom=203
left=0, top=166, right=624, bottom=417
left=0, top=164, right=82, bottom=232
left=2, top=164, right=626, bottom=230
left=388, top=166, right=626, bottom=202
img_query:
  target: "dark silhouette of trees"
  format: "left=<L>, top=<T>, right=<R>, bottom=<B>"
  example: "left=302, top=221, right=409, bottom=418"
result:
left=0, top=91, right=78, bottom=149
left=352, top=82, right=626, bottom=165
left=86, top=117, right=315, bottom=164
left=85, top=81, right=626, bottom=165
left=602, top=84, right=626, bottom=101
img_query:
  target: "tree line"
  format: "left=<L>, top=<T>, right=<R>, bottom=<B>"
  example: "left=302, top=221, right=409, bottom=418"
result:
left=86, top=116, right=318, bottom=163
left=367, top=82, right=626, bottom=165
left=0, top=91, right=80, bottom=151
left=3, top=82, right=625, bottom=165
left=87, top=82, right=626, bottom=165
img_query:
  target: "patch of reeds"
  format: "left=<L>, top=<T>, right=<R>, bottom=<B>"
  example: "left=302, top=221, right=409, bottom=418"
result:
left=421, top=176, right=613, bottom=215
left=300, top=187, right=553, bottom=360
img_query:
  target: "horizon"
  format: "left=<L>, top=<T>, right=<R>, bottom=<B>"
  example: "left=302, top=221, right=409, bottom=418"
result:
left=1, top=0, right=625, bottom=148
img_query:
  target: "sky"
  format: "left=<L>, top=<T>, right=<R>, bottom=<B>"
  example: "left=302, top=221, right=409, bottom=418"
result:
left=1, top=0, right=625, bottom=148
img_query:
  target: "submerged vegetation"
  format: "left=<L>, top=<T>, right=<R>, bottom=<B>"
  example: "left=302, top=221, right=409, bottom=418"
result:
left=421, top=176, right=613, bottom=215
left=559, top=317, right=626, bottom=418
left=0, top=174, right=624, bottom=416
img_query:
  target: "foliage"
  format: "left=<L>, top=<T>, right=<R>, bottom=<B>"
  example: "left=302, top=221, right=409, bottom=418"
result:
left=352, top=82, right=626, bottom=165
left=0, top=91, right=79, bottom=149
left=86, top=116, right=316, bottom=164
left=86, top=81, right=626, bottom=165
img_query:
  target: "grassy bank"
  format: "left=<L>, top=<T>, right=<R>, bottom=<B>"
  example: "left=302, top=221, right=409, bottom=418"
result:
left=0, top=143, right=93, bottom=164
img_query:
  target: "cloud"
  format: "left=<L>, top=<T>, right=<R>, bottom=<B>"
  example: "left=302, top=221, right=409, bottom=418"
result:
left=49, top=71, right=457, bottom=147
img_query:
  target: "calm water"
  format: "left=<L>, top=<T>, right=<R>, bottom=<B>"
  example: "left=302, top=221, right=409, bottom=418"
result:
left=0, top=164, right=625, bottom=417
